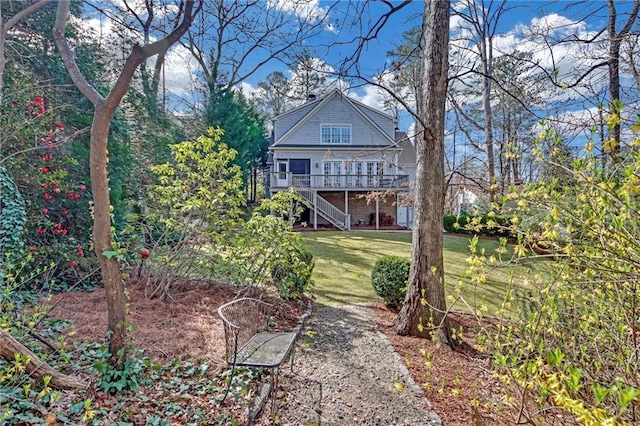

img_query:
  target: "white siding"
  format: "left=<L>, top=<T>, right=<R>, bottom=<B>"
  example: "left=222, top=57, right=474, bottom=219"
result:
left=274, top=103, right=316, bottom=140
left=277, top=97, right=394, bottom=147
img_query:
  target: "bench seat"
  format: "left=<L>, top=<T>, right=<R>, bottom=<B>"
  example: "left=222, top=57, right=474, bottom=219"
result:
left=233, top=331, right=298, bottom=368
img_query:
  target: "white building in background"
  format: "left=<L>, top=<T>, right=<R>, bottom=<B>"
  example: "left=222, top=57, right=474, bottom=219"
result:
left=266, top=89, right=416, bottom=230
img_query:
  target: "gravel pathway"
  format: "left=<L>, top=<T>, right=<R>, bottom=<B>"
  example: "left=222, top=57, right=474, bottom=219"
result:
left=264, top=303, right=443, bottom=426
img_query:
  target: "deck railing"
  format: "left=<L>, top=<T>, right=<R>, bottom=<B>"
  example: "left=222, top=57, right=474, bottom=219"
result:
left=297, top=188, right=350, bottom=230
left=271, top=173, right=409, bottom=190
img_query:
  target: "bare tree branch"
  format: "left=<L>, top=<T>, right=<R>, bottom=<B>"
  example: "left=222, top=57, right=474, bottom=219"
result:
left=4, top=0, right=54, bottom=31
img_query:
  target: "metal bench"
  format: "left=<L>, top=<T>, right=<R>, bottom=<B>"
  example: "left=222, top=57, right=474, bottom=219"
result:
left=217, top=297, right=300, bottom=421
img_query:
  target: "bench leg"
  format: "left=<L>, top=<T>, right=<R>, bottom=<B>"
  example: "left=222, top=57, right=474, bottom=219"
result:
left=218, top=363, right=237, bottom=408
left=270, top=367, right=279, bottom=420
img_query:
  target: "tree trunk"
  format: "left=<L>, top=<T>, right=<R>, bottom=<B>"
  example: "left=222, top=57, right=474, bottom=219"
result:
left=0, top=331, right=87, bottom=389
left=91, top=104, right=129, bottom=367
left=54, top=0, right=200, bottom=369
left=481, top=21, right=495, bottom=197
left=606, top=0, right=640, bottom=159
left=395, top=0, right=454, bottom=348
left=607, top=0, right=621, bottom=155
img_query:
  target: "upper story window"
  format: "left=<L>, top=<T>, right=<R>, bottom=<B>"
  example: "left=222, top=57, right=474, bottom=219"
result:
left=321, top=124, right=351, bottom=144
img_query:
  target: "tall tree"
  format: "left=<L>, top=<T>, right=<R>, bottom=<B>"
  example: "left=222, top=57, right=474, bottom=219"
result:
left=288, top=49, right=338, bottom=104
left=386, top=26, right=422, bottom=114
left=394, top=0, right=454, bottom=348
left=183, top=0, right=329, bottom=92
left=53, top=0, right=201, bottom=367
left=492, top=52, right=544, bottom=188
left=452, top=0, right=509, bottom=198
left=606, top=0, right=639, bottom=153
left=206, top=86, right=267, bottom=201
left=252, top=70, right=291, bottom=119
left=529, top=0, right=640, bottom=160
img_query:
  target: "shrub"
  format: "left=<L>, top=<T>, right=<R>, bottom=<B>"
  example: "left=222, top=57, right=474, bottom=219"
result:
left=443, top=214, right=513, bottom=239
left=272, top=245, right=314, bottom=301
left=371, top=255, right=409, bottom=308
left=464, top=123, right=640, bottom=424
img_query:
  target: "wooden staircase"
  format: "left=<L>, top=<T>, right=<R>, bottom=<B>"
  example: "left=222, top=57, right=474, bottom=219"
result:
left=297, top=188, right=350, bottom=231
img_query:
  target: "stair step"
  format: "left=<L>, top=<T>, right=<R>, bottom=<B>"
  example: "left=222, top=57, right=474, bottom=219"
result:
left=296, top=190, right=348, bottom=231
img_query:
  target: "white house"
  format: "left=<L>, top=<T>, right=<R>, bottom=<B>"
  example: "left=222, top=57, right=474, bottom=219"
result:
left=267, top=90, right=414, bottom=230
left=395, top=131, right=416, bottom=229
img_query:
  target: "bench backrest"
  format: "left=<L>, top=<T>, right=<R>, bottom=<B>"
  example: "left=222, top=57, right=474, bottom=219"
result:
left=217, top=297, right=274, bottom=363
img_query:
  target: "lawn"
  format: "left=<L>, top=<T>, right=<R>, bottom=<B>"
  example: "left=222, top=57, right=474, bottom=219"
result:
left=302, top=231, right=528, bottom=315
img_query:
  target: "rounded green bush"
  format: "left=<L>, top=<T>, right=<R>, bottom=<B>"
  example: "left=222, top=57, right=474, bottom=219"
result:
left=272, top=246, right=314, bottom=300
left=371, top=255, right=410, bottom=308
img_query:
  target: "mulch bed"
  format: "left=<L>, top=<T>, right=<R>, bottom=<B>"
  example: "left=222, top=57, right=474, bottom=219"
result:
left=47, top=278, right=308, bottom=365
left=45, top=280, right=510, bottom=424
left=372, top=303, right=511, bottom=426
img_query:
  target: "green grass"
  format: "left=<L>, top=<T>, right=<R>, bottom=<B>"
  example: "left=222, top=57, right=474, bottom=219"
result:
left=302, top=231, right=530, bottom=315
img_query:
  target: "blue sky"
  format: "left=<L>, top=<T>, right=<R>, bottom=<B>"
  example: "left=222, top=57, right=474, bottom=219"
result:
left=84, top=1, right=639, bottom=137
left=232, top=1, right=637, bottom=134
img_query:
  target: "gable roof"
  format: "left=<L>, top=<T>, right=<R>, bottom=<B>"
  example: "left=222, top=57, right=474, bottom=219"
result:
left=396, top=131, right=417, bottom=167
left=271, top=89, right=396, bottom=148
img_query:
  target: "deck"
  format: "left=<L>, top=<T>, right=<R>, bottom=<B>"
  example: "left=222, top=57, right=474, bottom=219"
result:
left=269, top=173, right=410, bottom=191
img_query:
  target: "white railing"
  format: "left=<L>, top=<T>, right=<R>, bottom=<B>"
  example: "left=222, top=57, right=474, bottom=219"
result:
left=272, top=173, right=409, bottom=190
left=297, top=188, right=350, bottom=231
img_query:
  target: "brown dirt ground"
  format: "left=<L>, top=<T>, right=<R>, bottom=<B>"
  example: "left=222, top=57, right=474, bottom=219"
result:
left=48, top=278, right=308, bottom=365
left=47, top=280, right=509, bottom=424
left=371, top=303, right=511, bottom=426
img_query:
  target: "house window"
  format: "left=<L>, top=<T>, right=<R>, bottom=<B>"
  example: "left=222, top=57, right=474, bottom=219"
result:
left=321, top=125, right=351, bottom=144
left=277, top=161, right=287, bottom=180
left=323, top=161, right=342, bottom=187
left=366, top=161, right=384, bottom=186
left=346, top=161, right=363, bottom=187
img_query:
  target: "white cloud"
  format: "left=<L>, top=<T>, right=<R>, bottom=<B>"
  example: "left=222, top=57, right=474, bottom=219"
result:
left=525, top=13, right=589, bottom=39
left=160, top=45, right=202, bottom=99
left=348, top=85, right=385, bottom=110
left=73, top=15, right=114, bottom=43
left=266, top=0, right=327, bottom=22
left=238, top=81, right=260, bottom=98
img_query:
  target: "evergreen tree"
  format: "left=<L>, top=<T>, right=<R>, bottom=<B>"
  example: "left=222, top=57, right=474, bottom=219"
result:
left=206, top=85, right=268, bottom=201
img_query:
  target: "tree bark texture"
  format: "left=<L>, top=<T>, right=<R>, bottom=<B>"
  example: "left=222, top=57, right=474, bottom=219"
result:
left=91, top=104, right=129, bottom=362
left=0, top=330, right=87, bottom=389
left=394, top=0, right=454, bottom=348
left=606, top=0, right=639, bottom=155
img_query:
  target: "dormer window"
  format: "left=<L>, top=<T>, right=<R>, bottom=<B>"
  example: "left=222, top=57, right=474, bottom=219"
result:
left=321, top=124, right=351, bottom=144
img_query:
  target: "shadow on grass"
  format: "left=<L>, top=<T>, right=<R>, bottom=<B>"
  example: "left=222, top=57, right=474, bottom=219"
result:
left=311, top=288, right=379, bottom=307
left=306, top=238, right=378, bottom=270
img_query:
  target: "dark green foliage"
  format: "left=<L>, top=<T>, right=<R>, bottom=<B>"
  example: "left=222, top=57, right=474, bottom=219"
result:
left=94, top=356, right=148, bottom=394
left=0, top=1, right=117, bottom=290
left=443, top=214, right=513, bottom=238
left=272, top=246, right=315, bottom=300
left=205, top=87, right=269, bottom=185
left=0, top=167, right=27, bottom=261
left=371, top=255, right=409, bottom=308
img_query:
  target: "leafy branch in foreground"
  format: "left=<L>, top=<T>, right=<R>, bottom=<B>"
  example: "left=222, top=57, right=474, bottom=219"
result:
left=467, top=122, right=640, bottom=425
left=145, top=131, right=312, bottom=300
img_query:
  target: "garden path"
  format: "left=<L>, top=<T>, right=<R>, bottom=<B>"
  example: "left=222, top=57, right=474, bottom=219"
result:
left=263, top=303, right=443, bottom=426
